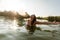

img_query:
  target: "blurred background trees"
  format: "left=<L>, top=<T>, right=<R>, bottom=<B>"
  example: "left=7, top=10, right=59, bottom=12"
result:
left=47, top=16, right=60, bottom=22
left=0, top=11, right=60, bottom=27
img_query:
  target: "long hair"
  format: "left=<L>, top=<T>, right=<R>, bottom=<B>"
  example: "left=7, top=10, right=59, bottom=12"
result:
left=31, top=15, right=36, bottom=25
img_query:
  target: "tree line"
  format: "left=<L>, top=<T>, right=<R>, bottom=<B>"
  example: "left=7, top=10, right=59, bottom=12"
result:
left=48, top=16, right=60, bottom=22
left=36, top=16, right=60, bottom=22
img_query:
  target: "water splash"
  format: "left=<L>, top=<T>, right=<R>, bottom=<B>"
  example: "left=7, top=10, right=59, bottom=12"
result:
left=0, top=17, right=60, bottom=40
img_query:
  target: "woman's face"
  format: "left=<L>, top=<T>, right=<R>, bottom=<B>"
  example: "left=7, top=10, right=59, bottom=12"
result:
left=30, top=15, right=35, bottom=21
left=31, top=16, right=34, bottom=19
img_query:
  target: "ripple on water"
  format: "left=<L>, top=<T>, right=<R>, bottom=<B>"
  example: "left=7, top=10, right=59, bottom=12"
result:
left=0, top=18, right=60, bottom=40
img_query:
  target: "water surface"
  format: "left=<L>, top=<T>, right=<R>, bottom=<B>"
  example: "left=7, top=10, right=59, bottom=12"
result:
left=0, top=17, right=60, bottom=40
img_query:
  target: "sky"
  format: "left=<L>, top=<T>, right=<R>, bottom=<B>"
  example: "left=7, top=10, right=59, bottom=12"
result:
left=0, top=0, right=60, bottom=17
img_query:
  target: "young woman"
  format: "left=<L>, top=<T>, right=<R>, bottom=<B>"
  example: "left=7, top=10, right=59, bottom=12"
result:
left=26, top=15, right=36, bottom=34
left=26, top=15, right=60, bottom=34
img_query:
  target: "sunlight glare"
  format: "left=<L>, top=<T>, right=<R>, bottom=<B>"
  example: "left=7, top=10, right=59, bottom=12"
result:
left=0, top=0, right=26, bottom=12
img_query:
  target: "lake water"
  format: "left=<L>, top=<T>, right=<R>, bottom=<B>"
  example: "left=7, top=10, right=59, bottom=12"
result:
left=0, top=16, right=60, bottom=40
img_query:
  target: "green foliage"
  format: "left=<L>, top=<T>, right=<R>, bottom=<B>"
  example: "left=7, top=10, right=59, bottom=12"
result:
left=48, top=16, right=55, bottom=22
left=36, top=16, right=43, bottom=19
left=54, top=16, right=60, bottom=22
left=43, top=17, right=48, bottom=20
left=47, top=16, right=60, bottom=22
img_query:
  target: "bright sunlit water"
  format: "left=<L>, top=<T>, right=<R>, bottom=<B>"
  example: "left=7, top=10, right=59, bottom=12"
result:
left=0, top=16, right=60, bottom=40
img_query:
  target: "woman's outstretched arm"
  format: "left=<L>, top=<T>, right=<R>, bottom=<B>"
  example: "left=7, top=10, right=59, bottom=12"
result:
left=35, top=21, right=60, bottom=25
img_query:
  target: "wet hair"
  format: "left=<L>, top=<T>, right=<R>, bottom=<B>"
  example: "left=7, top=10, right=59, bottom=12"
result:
left=31, top=15, right=36, bottom=25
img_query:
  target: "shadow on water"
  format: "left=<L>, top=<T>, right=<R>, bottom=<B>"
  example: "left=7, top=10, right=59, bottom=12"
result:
left=14, top=29, right=58, bottom=40
left=0, top=26, right=60, bottom=40
left=15, top=32, right=55, bottom=40
left=0, top=34, right=7, bottom=39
